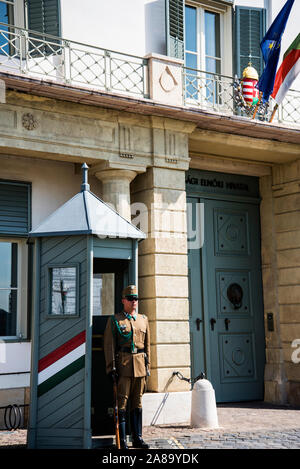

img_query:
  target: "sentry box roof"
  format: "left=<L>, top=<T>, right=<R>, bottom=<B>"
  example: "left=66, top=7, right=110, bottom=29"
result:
left=29, top=163, right=146, bottom=240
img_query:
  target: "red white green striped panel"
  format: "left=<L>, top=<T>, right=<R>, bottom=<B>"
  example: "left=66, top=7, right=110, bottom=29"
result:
left=37, top=331, right=86, bottom=397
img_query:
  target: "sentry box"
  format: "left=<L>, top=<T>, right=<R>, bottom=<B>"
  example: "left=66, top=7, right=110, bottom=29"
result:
left=27, top=164, right=145, bottom=449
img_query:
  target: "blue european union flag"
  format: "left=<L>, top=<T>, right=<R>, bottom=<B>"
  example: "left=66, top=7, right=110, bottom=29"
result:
left=257, top=0, right=295, bottom=102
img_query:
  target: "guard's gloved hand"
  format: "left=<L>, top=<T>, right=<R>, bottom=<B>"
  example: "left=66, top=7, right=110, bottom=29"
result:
left=108, top=369, right=118, bottom=382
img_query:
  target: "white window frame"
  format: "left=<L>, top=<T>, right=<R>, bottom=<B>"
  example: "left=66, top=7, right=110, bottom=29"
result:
left=0, top=238, right=28, bottom=340
left=0, top=0, right=25, bottom=28
left=185, top=1, right=224, bottom=74
left=185, top=1, right=234, bottom=111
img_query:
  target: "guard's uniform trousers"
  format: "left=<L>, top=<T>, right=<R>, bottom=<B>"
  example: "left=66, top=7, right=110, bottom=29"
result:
left=104, top=311, right=150, bottom=411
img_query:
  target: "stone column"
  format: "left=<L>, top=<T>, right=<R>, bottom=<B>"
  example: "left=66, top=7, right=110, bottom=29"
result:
left=93, top=166, right=137, bottom=316
left=94, top=168, right=137, bottom=220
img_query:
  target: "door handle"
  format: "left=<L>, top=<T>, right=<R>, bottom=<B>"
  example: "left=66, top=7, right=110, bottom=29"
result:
left=196, top=318, right=202, bottom=331
left=224, top=318, right=231, bottom=331
left=210, top=318, right=216, bottom=331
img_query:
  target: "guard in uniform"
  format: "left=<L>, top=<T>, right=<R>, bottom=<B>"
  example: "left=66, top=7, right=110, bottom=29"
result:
left=104, top=285, right=150, bottom=449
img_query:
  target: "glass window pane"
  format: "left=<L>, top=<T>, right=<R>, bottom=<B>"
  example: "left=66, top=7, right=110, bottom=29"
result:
left=93, top=273, right=115, bottom=316
left=93, top=273, right=102, bottom=316
left=0, top=2, right=9, bottom=25
left=0, top=289, right=17, bottom=336
left=50, top=267, right=77, bottom=315
left=185, top=53, right=198, bottom=100
left=185, top=52, right=197, bottom=70
left=205, top=57, right=221, bottom=74
left=0, top=1, right=14, bottom=55
left=185, top=6, right=197, bottom=52
left=0, top=242, right=17, bottom=288
left=205, top=11, right=220, bottom=58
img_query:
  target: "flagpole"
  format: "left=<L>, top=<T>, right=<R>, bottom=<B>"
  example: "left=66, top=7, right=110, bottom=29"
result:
left=269, top=103, right=278, bottom=123
left=252, top=92, right=263, bottom=120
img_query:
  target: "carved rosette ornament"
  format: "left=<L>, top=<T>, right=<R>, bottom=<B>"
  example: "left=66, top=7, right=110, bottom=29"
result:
left=22, top=113, right=38, bottom=131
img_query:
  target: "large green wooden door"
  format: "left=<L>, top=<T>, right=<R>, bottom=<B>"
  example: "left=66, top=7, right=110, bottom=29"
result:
left=188, top=195, right=265, bottom=402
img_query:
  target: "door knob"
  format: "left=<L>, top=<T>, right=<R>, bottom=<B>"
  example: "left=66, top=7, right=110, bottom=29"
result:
left=224, top=318, right=231, bottom=331
left=210, top=318, right=216, bottom=331
left=196, top=318, right=202, bottom=331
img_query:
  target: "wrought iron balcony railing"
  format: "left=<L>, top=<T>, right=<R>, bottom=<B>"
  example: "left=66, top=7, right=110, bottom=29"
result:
left=0, top=23, right=299, bottom=127
left=183, top=66, right=300, bottom=126
left=0, top=22, right=149, bottom=98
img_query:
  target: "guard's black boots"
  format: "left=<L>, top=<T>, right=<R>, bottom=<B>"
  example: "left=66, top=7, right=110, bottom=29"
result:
left=130, top=408, right=149, bottom=449
left=118, top=410, right=129, bottom=449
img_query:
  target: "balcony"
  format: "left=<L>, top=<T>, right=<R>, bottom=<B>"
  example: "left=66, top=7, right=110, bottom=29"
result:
left=0, top=23, right=299, bottom=129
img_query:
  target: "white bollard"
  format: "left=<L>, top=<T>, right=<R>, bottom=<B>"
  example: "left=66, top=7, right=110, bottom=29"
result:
left=190, top=378, right=219, bottom=428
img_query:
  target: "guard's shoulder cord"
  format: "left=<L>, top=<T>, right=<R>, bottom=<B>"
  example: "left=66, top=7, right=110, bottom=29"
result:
left=110, top=315, right=134, bottom=350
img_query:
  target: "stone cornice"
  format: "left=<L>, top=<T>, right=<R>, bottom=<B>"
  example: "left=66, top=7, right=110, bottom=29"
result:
left=1, top=73, right=299, bottom=147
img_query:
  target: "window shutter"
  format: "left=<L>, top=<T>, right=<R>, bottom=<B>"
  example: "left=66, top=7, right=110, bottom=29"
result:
left=0, top=182, right=31, bottom=236
left=235, top=6, right=266, bottom=78
left=27, top=0, right=61, bottom=37
left=165, top=0, right=184, bottom=60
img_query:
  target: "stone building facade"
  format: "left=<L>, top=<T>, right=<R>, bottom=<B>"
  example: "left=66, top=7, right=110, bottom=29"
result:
left=0, top=0, right=300, bottom=432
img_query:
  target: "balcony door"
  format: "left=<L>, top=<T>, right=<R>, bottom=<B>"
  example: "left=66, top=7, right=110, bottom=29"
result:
left=185, top=4, right=222, bottom=104
left=185, top=5, right=221, bottom=75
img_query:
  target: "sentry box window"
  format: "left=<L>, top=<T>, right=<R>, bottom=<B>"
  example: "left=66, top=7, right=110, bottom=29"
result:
left=48, top=265, right=79, bottom=317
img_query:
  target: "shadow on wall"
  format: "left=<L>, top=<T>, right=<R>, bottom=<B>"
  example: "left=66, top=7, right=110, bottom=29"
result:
left=145, top=0, right=166, bottom=56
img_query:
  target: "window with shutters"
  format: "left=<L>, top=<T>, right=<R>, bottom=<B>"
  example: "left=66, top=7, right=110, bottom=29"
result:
left=26, top=0, right=61, bottom=55
left=0, top=181, right=30, bottom=338
left=0, top=241, right=18, bottom=337
left=166, top=0, right=184, bottom=60
left=235, top=6, right=266, bottom=78
left=0, top=238, right=29, bottom=339
left=0, top=0, right=61, bottom=57
left=26, top=0, right=61, bottom=38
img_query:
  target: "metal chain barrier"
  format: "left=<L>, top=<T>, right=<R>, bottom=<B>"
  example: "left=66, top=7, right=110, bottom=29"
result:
left=150, top=371, right=206, bottom=425
left=172, top=371, right=206, bottom=388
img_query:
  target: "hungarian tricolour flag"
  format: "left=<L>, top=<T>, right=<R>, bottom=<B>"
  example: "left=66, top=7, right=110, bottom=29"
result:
left=257, top=0, right=295, bottom=102
left=272, top=33, right=300, bottom=104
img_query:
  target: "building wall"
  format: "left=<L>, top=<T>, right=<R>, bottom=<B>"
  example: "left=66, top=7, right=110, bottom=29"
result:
left=0, top=91, right=194, bottom=410
left=0, top=87, right=300, bottom=432
left=0, top=155, right=101, bottom=229
left=60, top=0, right=166, bottom=57
left=59, top=0, right=300, bottom=92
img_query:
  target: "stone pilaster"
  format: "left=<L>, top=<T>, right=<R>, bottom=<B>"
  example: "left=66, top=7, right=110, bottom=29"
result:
left=131, top=119, right=195, bottom=393
left=262, top=159, right=300, bottom=406
left=260, top=174, right=287, bottom=404
left=272, top=160, right=300, bottom=406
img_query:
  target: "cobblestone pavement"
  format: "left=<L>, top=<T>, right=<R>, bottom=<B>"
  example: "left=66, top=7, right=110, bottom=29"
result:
left=145, top=428, right=300, bottom=449
left=1, top=402, right=300, bottom=450
left=143, top=401, right=300, bottom=449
